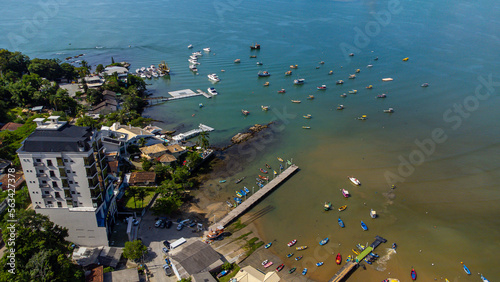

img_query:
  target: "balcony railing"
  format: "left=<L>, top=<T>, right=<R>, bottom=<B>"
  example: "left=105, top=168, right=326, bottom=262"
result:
left=41, top=194, right=53, bottom=198
left=36, top=173, right=47, bottom=178
left=39, top=184, right=50, bottom=188
left=34, top=162, right=45, bottom=167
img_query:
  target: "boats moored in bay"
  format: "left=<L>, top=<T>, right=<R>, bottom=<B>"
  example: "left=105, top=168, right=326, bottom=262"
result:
left=361, top=221, right=368, bottom=231
left=336, top=253, right=342, bottom=265
left=250, top=43, right=260, bottom=50
left=207, top=87, right=218, bottom=95
left=319, top=238, right=329, bottom=245
left=338, top=217, right=345, bottom=228
left=317, top=85, right=327, bottom=90
left=294, top=78, right=305, bottom=85
left=207, top=73, right=220, bottom=82
left=349, top=176, right=361, bottom=185
left=342, top=189, right=350, bottom=198
left=241, top=109, right=250, bottom=116
left=287, top=239, right=297, bottom=247
left=370, top=209, right=377, bottom=218
left=258, top=71, right=270, bottom=77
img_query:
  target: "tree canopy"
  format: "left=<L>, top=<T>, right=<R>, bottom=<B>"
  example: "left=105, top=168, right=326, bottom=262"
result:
left=123, top=240, right=148, bottom=261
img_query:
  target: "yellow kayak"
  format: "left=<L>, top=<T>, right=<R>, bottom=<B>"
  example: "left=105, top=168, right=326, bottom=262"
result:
left=352, top=249, right=359, bottom=255
left=338, top=205, right=347, bottom=212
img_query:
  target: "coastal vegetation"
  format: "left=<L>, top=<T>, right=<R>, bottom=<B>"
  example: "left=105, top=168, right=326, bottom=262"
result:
left=243, top=237, right=265, bottom=256
left=217, top=264, right=240, bottom=282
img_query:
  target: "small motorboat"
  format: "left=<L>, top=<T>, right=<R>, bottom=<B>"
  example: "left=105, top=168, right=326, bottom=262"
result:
left=208, top=87, right=219, bottom=95
left=370, top=209, right=377, bottom=218
left=349, top=53, right=354, bottom=56
left=263, top=81, right=269, bottom=86
left=242, top=109, right=250, bottom=116
left=296, top=246, right=308, bottom=251
left=349, top=74, right=356, bottom=79
left=352, top=249, right=360, bottom=255
left=291, top=100, right=301, bottom=103
left=392, top=243, right=397, bottom=249
left=377, top=94, right=387, bottom=98
left=219, top=180, right=226, bottom=183
left=203, top=47, right=211, bottom=52
left=250, top=43, right=260, bottom=50
left=307, top=95, right=314, bottom=100
left=324, top=202, right=332, bottom=211
left=319, top=61, right=325, bottom=64
left=336, top=253, right=342, bottom=265
left=259, top=168, right=268, bottom=174
left=349, top=177, right=361, bottom=186
left=234, top=197, right=242, bottom=204
left=288, top=267, right=296, bottom=274
left=317, top=85, right=327, bottom=90
left=239, top=189, right=246, bottom=196
left=234, top=59, right=240, bottom=63
left=480, top=273, right=490, bottom=282
left=355, top=69, right=361, bottom=73
left=265, top=164, right=271, bottom=169
left=329, top=70, right=334, bottom=75
left=264, top=242, right=272, bottom=249
left=276, top=264, right=284, bottom=272
left=346, top=255, right=352, bottom=262
left=340, top=93, right=347, bottom=98
left=357, top=115, right=368, bottom=120
left=382, top=77, right=393, bottom=81
left=302, top=126, right=311, bottom=129
left=261, top=105, right=269, bottom=111
left=302, top=268, right=307, bottom=275
left=250, top=55, right=257, bottom=58
left=316, top=262, right=324, bottom=267
left=256, top=182, right=264, bottom=188
left=290, top=65, right=298, bottom=69
left=285, top=70, right=292, bottom=76
left=277, top=157, right=284, bottom=162
left=384, top=108, right=395, bottom=113
left=256, top=61, right=264, bottom=65
left=356, top=244, right=365, bottom=251
left=411, top=268, right=417, bottom=280
left=189, top=65, right=198, bottom=72
left=256, top=178, right=264, bottom=183
left=461, top=262, right=471, bottom=275
left=348, top=89, right=358, bottom=94
left=374, top=57, right=379, bottom=61
left=338, top=217, right=345, bottom=228
left=338, top=205, right=347, bottom=212
left=295, top=256, right=303, bottom=261
left=403, top=57, right=409, bottom=61
left=217, top=270, right=228, bottom=278
left=261, top=260, right=268, bottom=266
left=264, top=261, right=273, bottom=268
left=207, top=73, right=220, bottom=82
left=199, top=103, right=204, bottom=108
left=226, top=201, right=232, bottom=207
left=259, top=175, right=269, bottom=181
left=277, top=89, right=286, bottom=93
left=337, top=105, right=344, bottom=110
left=244, top=187, right=250, bottom=194
left=235, top=177, right=245, bottom=184
left=366, top=85, right=373, bottom=89
left=342, top=189, right=350, bottom=198
left=280, top=164, right=284, bottom=170
left=187, top=44, right=193, bottom=49
left=361, top=221, right=368, bottom=231
left=421, top=83, right=429, bottom=87
left=258, top=71, right=271, bottom=77
left=319, top=238, right=329, bottom=246
left=294, top=78, right=305, bottom=85
left=287, top=253, right=293, bottom=258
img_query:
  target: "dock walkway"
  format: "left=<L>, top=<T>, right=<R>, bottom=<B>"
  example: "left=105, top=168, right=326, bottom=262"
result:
left=207, top=164, right=299, bottom=232
left=196, top=89, right=213, bottom=98
left=172, top=124, right=214, bottom=141
left=329, top=262, right=357, bottom=282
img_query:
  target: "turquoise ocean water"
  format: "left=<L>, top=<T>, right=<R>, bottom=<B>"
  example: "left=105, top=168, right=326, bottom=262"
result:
left=1, top=0, right=500, bottom=280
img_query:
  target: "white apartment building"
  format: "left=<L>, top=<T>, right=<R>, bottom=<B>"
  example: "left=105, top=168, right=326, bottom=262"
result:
left=17, top=116, right=117, bottom=247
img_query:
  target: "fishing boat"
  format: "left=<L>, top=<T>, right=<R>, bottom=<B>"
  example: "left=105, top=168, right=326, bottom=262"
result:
left=256, top=178, right=264, bottom=183
left=361, top=221, right=368, bottom=231
left=234, top=59, right=240, bottom=63
left=250, top=43, right=260, bottom=50
left=226, top=201, right=232, bottom=208
left=244, top=187, right=250, bottom=194
left=352, top=249, right=360, bottom=255
left=302, top=126, right=311, bottom=129
left=287, top=239, right=296, bottom=248
left=480, top=273, right=490, bottom=282
left=338, top=217, right=345, bottom=228
left=288, top=267, right=296, bottom=274
left=336, top=253, right=342, bottom=265
left=342, top=189, right=350, bottom=198
left=240, top=189, right=247, bottom=197
left=256, top=62, right=263, bottom=65
left=461, top=262, right=471, bottom=275
left=217, top=270, right=228, bottom=278
left=258, top=71, right=270, bottom=77
left=324, top=202, right=332, bottom=211
left=259, top=168, right=268, bottom=174
left=356, top=244, right=365, bottom=251
left=264, top=242, right=272, bottom=249
left=411, top=268, right=417, bottom=280
left=346, top=255, right=352, bottom=262
left=294, top=78, right=305, bottom=85
left=265, top=164, right=271, bottom=169
left=264, top=261, right=273, bottom=268
left=203, top=47, right=211, bottom=52
left=285, top=70, right=292, bottom=76
left=207, top=87, right=219, bottom=95
left=348, top=89, right=358, bottom=94
left=319, top=61, right=325, bottom=64
left=291, top=100, right=301, bottom=103
left=261, top=260, right=268, bottom=266
left=377, top=94, right=387, bottom=98
left=421, top=83, right=429, bottom=87
left=317, top=85, right=327, bottom=90
left=234, top=197, right=242, bottom=204
left=277, top=89, right=286, bottom=93
left=207, top=73, right=220, bottom=82
left=277, top=157, right=284, bottom=162
left=295, top=256, right=303, bottom=261
left=219, top=180, right=226, bottom=183
left=241, top=109, right=250, bottom=116
left=187, top=44, right=193, bottom=49
left=296, top=246, right=307, bottom=251
left=263, top=82, right=269, bottom=86
left=207, top=226, right=225, bottom=239
left=199, top=103, right=204, bottom=108
left=189, top=65, right=198, bottom=72
left=290, top=65, right=298, bottom=69
left=316, top=262, right=324, bottom=267
left=392, top=243, right=397, bottom=249
left=302, top=268, right=307, bottom=275
left=384, top=108, right=395, bottom=113
left=349, top=177, right=361, bottom=186
left=287, top=253, right=293, bottom=258
left=261, top=105, right=269, bottom=111
left=349, top=53, right=354, bottom=56
left=259, top=175, right=269, bottom=181
left=319, top=238, right=329, bottom=245
left=403, top=57, right=409, bottom=61
left=280, top=164, right=284, bottom=170
left=357, top=115, right=368, bottom=120
left=382, top=78, right=393, bottom=81
left=366, top=85, right=373, bottom=89
left=370, top=209, right=377, bottom=218
left=235, top=177, right=245, bottom=184
left=307, top=95, right=314, bottom=100
left=337, top=105, right=344, bottom=110
left=256, top=182, right=264, bottom=188
left=250, top=55, right=257, bottom=58
left=356, top=69, right=361, bottom=73
left=276, top=264, right=284, bottom=272
left=340, top=93, right=347, bottom=98
left=338, top=205, right=347, bottom=211
left=349, top=74, right=356, bottom=79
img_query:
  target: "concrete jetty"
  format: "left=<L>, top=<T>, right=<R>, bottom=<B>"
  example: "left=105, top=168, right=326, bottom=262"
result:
left=172, top=124, right=214, bottom=142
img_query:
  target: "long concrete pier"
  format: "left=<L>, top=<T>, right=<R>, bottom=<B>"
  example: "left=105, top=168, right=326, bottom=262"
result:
left=208, top=164, right=299, bottom=232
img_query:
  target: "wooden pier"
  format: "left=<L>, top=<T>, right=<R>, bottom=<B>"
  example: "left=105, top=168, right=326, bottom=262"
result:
left=329, top=262, right=357, bottom=282
left=207, top=164, right=299, bottom=232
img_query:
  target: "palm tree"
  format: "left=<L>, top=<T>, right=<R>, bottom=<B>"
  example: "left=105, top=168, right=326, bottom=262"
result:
left=138, top=137, right=147, bottom=148
left=198, top=131, right=210, bottom=149
left=127, top=187, right=138, bottom=208
left=136, top=188, right=147, bottom=208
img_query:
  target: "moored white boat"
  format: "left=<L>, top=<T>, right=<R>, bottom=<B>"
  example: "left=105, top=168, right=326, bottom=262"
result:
left=294, top=78, right=305, bottom=85
left=203, top=47, right=211, bottom=52
left=207, top=87, right=218, bottom=95
left=208, top=73, right=220, bottom=82
left=370, top=209, right=377, bottom=218
left=187, top=44, right=193, bottom=49
left=349, top=176, right=361, bottom=185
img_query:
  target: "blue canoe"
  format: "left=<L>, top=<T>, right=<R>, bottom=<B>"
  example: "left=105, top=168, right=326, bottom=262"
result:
left=244, top=186, right=250, bottom=194
left=316, top=262, right=323, bottom=267
left=240, top=189, right=247, bottom=196
left=234, top=197, right=242, bottom=204
left=256, top=182, right=264, bottom=188
left=361, top=221, right=368, bottom=231
left=265, top=242, right=272, bottom=249
left=236, top=191, right=242, bottom=197
left=319, top=238, right=329, bottom=246
left=461, top=262, right=471, bottom=275
left=338, top=218, right=345, bottom=228
left=219, top=180, right=226, bottom=183
left=217, top=270, right=228, bottom=278
left=302, top=268, right=308, bottom=275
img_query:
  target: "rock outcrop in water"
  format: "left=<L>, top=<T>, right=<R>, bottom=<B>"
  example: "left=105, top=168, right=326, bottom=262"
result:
left=231, top=124, right=269, bottom=144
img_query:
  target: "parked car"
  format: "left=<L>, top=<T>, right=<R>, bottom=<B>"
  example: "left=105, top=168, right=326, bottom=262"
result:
left=163, top=240, right=170, bottom=248
left=163, top=265, right=172, bottom=276
left=159, top=220, right=166, bottom=228
left=166, top=220, right=172, bottom=229
left=155, top=220, right=162, bottom=228
left=162, top=247, right=169, bottom=254
left=177, top=224, right=183, bottom=231
left=132, top=219, right=139, bottom=226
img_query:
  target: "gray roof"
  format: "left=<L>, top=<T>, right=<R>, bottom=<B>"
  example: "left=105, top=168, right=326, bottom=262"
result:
left=192, top=272, right=217, bottom=282
left=21, top=124, right=93, bottom=152
left=172, top=241, right=221, bottom=275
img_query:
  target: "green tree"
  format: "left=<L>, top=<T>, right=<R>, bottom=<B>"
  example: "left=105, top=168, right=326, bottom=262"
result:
left=142, top=159, right=152, bottom=171
left=221, top=262, right=233, bottom=271
left=95, top=64, right=104, bottom=74
left=28, top=58, right=62, bottom=80
left=0, top=116, right=38, bottom=165
left=185, top=151, right=202, bottom=170
left=75, top=115, right=98, bottom=128
left=197, top=131, right=210, bottom=149
left=123, top=240, right=148, bottom=261
left=171, top=166, right=190, bottom=184
left=0, top=49, right=30, bottom=78
left=151, top=194, right=183, bottom=215
left=136, top=187, right=148, bottom=208
left=154, top=163, right=170, bottom=182
left=138, top=137, right=147, bottom=147
left=126, top=186, right=138, bottom=209
left=60, top=62, right=77, bottom=81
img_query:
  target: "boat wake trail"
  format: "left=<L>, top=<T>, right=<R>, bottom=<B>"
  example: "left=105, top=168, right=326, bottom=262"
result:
left=375, top=248, right=397, bottom=271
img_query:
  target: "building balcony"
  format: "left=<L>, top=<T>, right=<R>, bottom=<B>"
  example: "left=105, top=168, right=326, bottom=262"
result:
left=39, top=184, right=50, bottom=188
left=41, top=194, right=53, bottom=198
left=36, top=173, right=47, bottom=178
left=34, top=162, right=45, bottom=167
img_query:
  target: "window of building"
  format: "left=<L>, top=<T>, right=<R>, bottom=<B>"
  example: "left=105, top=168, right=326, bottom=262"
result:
left=36, top=159, right=41, bottom=162
left=44, top=191, right=50, bottom=194
left=74, top=182, right=78, bottom=185
left=66, top=170, right=71, bottom=173
left=55, top=192, right=60, bottom=198
left=42, top=180, right=47, bottom=184
left=57, top=202, right=62, bottom=208
left=39, top=170, right=44, bottom=174
left=77, top=192, right=81, bottom=195
left=71, top=191, right=75, bottom=194
left=69, top=181, right=73, bottom=184
left=47, top=160, right=53, bottom=166
left=49, top=171, right=55, bottom=177
left=64, top=159, right=68, bottom=162
left=47, top=201, right=52, bottom=204
left=52, top=181, right=58, bottom=188
left=73, top=201, right=78, bottom=207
